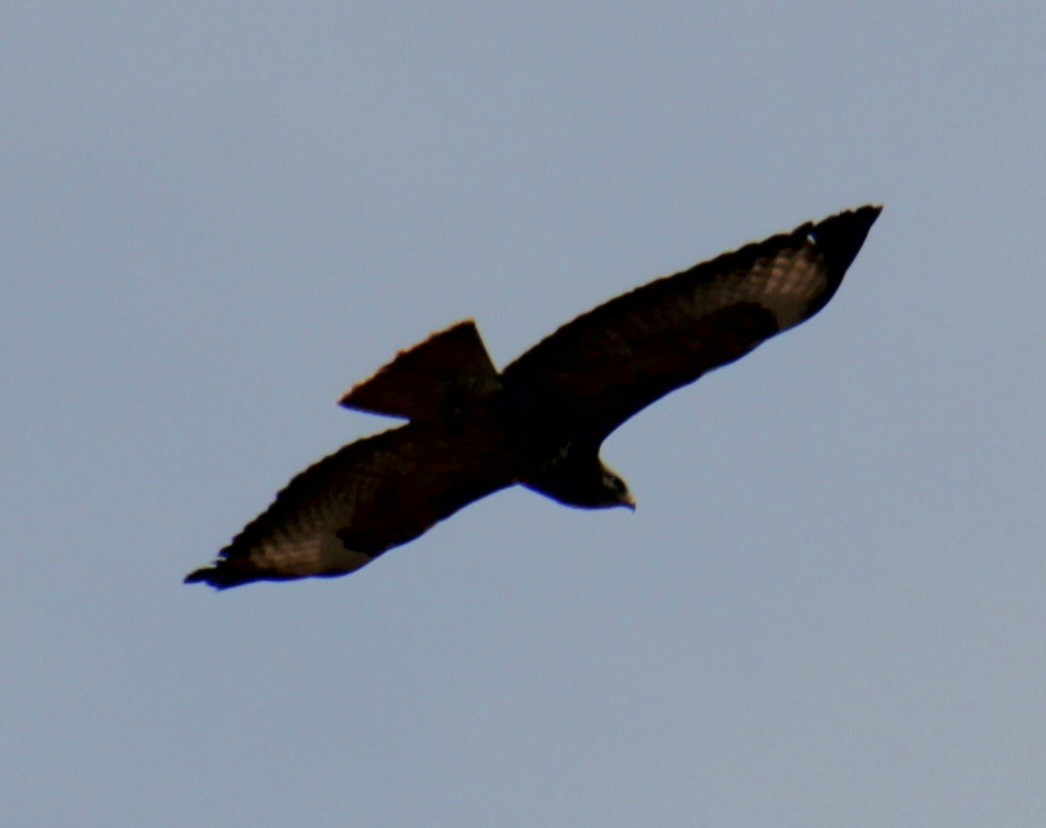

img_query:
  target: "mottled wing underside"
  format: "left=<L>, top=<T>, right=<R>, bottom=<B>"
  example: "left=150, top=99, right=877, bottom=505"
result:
left=501, top=206, right=880, bottom=440
left=185, top=424, right=512, bottom=588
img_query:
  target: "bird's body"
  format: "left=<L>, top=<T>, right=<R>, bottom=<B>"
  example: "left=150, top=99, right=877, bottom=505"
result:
left=186, top=206, right=880, bottom=588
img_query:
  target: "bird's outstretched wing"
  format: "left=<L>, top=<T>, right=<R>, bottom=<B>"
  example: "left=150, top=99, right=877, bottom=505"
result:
left=501, top=206, right=880, bottom=440
left=185, top=423, right=512, bottom=588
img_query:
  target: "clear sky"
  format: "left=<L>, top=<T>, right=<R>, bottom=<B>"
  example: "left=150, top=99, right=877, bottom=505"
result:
left=3, top=3, right=1043, bottom=826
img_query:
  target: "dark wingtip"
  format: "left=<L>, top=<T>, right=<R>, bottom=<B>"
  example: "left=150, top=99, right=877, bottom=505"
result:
left=810, top=204, right=882, bottom=273
left=801, top=205, right=881, bottom=316
left=184, top=566, right=242, bottom=590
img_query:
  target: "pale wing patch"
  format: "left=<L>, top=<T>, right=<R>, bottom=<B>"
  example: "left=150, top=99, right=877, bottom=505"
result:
left=695, top=244, right=824, bottom=331
left=223, top=456, right=384, bottom=578
left=252, top=533, right=372, bottom=578
left=757, top=246, right=826, bottom=329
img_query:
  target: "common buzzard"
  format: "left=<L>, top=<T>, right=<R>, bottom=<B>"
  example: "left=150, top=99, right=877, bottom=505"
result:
left=186, top=206, right=880, bottom=588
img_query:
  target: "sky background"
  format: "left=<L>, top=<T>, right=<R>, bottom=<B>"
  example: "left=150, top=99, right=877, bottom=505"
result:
left=2, top=3, right=1044, bottom=826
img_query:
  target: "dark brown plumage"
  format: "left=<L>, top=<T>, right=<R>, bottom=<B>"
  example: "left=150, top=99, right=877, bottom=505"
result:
left=186, top=206, right=880, bottom=588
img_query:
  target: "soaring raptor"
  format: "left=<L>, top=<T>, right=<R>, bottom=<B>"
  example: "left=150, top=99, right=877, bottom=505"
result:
left=186, top=206, right=880, bottom=588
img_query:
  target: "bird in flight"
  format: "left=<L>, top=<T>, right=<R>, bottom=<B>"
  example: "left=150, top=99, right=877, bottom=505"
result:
left=186, top=206, right=880, bottom=589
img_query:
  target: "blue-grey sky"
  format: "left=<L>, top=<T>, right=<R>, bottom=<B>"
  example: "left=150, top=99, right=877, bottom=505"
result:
left=3, top=4, right=1043, bottom=826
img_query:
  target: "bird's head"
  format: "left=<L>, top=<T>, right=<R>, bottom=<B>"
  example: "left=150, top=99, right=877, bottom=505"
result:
left=523, top=453, right=635, bottom=511
left=599, top=468, right=636, bottom=511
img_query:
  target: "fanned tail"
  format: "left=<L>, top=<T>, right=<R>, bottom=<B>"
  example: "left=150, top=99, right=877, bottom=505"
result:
left=339, top=320, right=501, bottom=423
